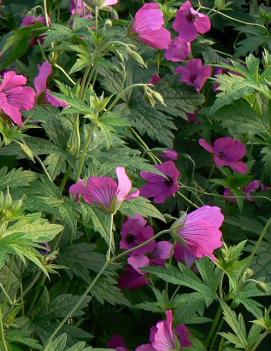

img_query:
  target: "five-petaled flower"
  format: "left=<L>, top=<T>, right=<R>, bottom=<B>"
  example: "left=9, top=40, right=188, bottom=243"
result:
left=69, top=167, right=139, bottom=213
left=165, top=36, right=191, bottom=62
left=136, top=310, right=192, bottom=351
left=0, top=71, right=36, bottom=126
left=176, top=59, right=212, bottom=92
left=199, top=136, right=248, bottom=174
left=131, top=2, right=171, bottom=49
left=120, top=215, right=156, bottom=255
left=140, top=161, right=180, bottom=204
left=171, top=205, right=224, bottom=261
left=34, top=61, right=69, bottom=108
left=173, top=0, right=211, bottom=42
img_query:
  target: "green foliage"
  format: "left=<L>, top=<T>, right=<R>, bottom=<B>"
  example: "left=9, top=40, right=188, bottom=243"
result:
left=219, top=300, right=264, bottom=350
left=0, top=192, right=63, bottom=272
left=145, top=259, right=221, bottom=306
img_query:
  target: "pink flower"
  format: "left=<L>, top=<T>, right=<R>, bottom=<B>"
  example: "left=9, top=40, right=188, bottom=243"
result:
left=165, top=37, right=191, bottom=62
left=21, top=16, right=48, bottom=46
left=199, top=137, right=248, bottom=174
left=107, top=335, right=128, bottom=351
left=120, top=241, right=173, bottom=290
left=132, top=3, right=171, bottom=49
left=34, top=61, right=69, bottom=108
left=244, top=180, right=261, bottom=201
left=174, top=243, right=196, bottom=267
left=21, top=16, right=47, bottom=26
left=119, top=266, right=149, bottom=290
left=161, top=149, right=178, bottom=161
left=149, top=74, right=161, bottom=85
left=0, top=71, right=36, bottom=126
left=140, top=161, right=180, bottom=204
left=223, top=188, right=237, bottom=203
left=136, top=310, right=192, bottom=351
left=173, top=1, right=211, bottom=42
left=69, top=167, right=139, bottom=213
left=104, top=0, right=118, bottom=5
left=120, top=215, right=156, bottom=255
left=172, top=205, right=224, bottom=260
left=224, top=180, right=262, bottom=203
left=176, top=59, right=212, bottom=92
left=70, top=0, right=92, bottom=17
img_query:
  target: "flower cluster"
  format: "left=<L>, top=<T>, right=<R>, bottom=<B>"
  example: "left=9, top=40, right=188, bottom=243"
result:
left=131, top=1, right=212, bottom=92
left=119, top=215, right=173, bottom=290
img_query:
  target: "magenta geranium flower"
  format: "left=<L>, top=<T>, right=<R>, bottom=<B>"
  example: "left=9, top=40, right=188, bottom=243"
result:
left=149, top=74, right=161, bottom=85
left=132, top=3, right=171, bottom=49
left=161, top=149, right=178, bottom=161
left=174, top=243, right=196, bottom=267
left=199, top=137, right=248, bottom=174
left=136, top=310, right=192, bottom=351
left=21, top=15, right=48, bottom=46
left=173, top=1, right=211, bottom=42
left=165, top=37, right=191, bottom=62
left=127, top=241, right=173, bottom=274
left=224, top=180, right=262, bottom=203
left=172, top=205, right=224, bottom=260
left=244, top=180, right=261, bottom=201
left=120, top=215, right=156, bottom=255
left=0, top=71, right=36, bottom=126
left=120, top=240, right=173, bottom=290
left=69, top=167, right=139, bottom=213
left=21, top=16, right=47, bottom=26
left=34, top=61, right=69, bottom=108
left=119, top=265, right=149, bottom=290
left=140, top=161, right=180, bottom=204
left=176, top=59, right=212, bottom=92
left=71, top=0, right=92, bottom=18
left=107, top=335, right=128, bottom=351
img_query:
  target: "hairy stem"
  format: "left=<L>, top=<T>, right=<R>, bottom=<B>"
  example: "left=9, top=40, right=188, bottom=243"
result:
left=47, top=260, right=109, bottom=343
left=0, top=309, right=8, bottom=351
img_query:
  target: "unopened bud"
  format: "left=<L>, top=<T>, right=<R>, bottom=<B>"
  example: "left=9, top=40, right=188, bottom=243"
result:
left=257, top=281, right=269, bottom=293
left=242, top=268, right=254, bottom=281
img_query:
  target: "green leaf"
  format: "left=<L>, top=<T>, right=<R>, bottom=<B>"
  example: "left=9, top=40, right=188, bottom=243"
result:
left=156, top=77, right=205, bottom=120
left=0, top=167, right=37, bottom=191
left=219, top=300, right=248, bottom=349
left=120, top=196, right=165, bottom=222
left=0, top=24, right=46, bottom=69
left=81, top=205, right=112, bottom=246
left=145, top=262, right=218, bottom=306
left=44, top=334, right=67, bottom=351
left=59, top=243, right=105, bottom=282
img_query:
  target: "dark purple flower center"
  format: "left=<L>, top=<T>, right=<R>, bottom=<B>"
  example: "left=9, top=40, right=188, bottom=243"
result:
left=217, top=151, right=226, bottom=160
left=126, top=233, right=135, bottom=243
left=190, top=73, right=198, bottom=83
left=165, top=177, right=174, bottom=186
left=186, top=12, right=197, bottom=23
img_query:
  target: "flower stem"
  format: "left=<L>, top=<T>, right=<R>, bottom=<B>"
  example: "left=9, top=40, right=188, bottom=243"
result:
left=206, top=305, right=222, bottom=348
left=47, top=260, right=109, bottom=343
left=197, top=2, right=268, bottom=31
left=108, top=83, right=149, bottom=111
left=177, top=191, right=199, bottom=209
left=112, top=229, right=170, bottom=263
left=106, top=214, right=114, bottom=261
left=75, top=127, right=93, bottom=181
left=0, top=309, right=8, bottom=351
left=43, top=0, right=50, bottom=26
left=249, top=216, right=271, bottom=264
